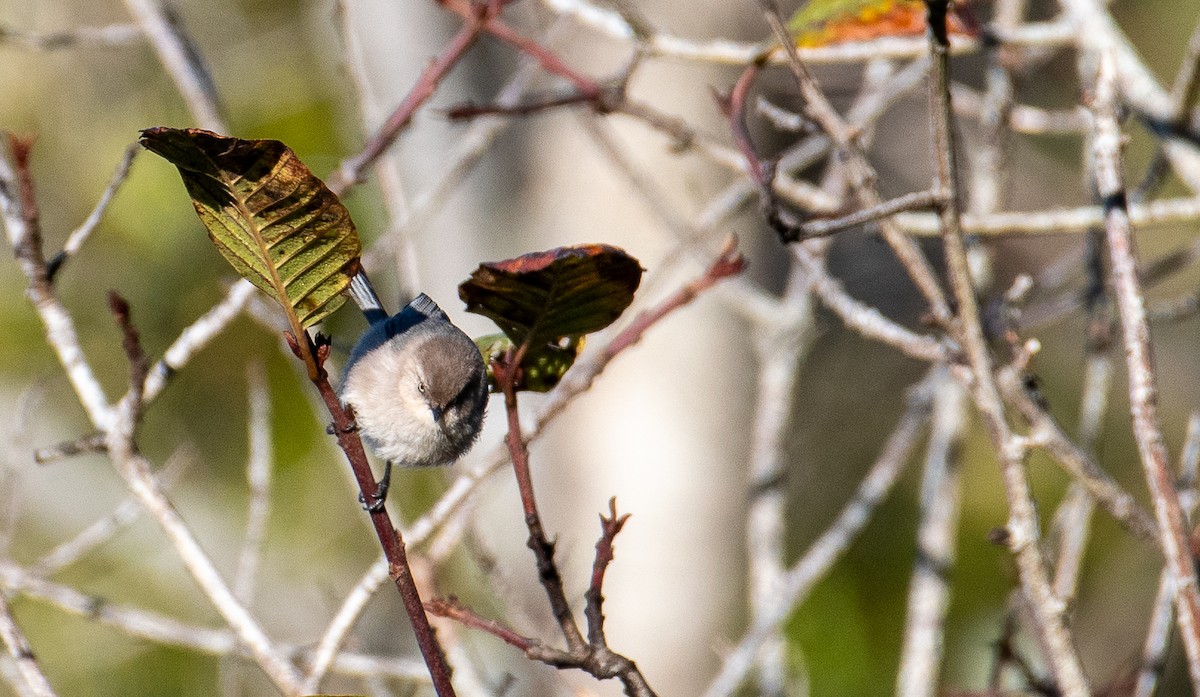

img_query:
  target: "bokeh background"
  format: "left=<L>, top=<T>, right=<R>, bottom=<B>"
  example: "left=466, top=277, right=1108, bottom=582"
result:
left=2, top=0, right=1200, bottom=695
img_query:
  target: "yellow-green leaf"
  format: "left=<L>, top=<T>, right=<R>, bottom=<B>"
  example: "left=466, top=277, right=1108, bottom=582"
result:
left=139, top=127, right=361, bottom=330
left=787, top=0, right=977, bottom=48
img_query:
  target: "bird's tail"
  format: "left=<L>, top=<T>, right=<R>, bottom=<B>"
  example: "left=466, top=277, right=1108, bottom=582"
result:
left=348, top=270, right=388, bottom=325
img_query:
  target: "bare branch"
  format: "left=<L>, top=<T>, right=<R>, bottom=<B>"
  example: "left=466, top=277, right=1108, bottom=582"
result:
left=47, top=143, right=139, bottom=281
left=1091, top=50, right=1200, bottom=690
left=1134, top=413, right=1200, bottom=697
left=0, top=22, right=142, bottom=50
left=0, top=590, right=57, bottom=697
left=234, top=362, right=273, bottom=605
left=895, top=374, right=965, bottom=697
left=0, top=561, right=430, bottom=683
left=122, top=0, right=226, bottom=131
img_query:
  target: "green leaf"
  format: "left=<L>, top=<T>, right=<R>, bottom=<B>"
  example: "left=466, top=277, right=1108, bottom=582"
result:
left=474, top=332, right=583, bottom=393
left=139, top=127, right=361, bottom=330
left=460, top=244, right=642, bottom=348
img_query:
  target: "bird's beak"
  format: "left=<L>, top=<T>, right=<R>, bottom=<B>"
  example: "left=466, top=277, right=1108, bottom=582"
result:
left=430, top=405, right=443, bottom=422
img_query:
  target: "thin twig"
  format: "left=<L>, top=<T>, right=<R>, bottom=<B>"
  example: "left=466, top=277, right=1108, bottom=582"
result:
left=744, top=263, right=815, bottom=696
left=796, top=190, right=946, bottom=239
left=336, top=0, right=420, bottom=300
left=0, top=590, right=56, bottom=697
left=1059, top=0, right=1200, bottom=192
left=31, top=448, right=193, bottom=576
left=0, top=561, right=431, bottom=683
left=425, top=597, right=534, bottom=651
left=301, top=557, right=389, bottom=691
left=0, top=22, right=143, bottom=50
left=1130, top=13, right=1200, bottom=200
left=107, top=291, right=151, bottom=423
left=141, top=280, right=257, bottom=404
left=1091, top=50, right=1200, bottom=691
left=952, top=85, right=1088, bottom=135
left=32, top=433, right=107, bottom=465
left=122, top=0, right=226, bottom=132
left=327, top=5, right=497, bottom=194
left=1134, top=413, right=1200, bottom=697
left=47, top=143, right=139, bottom=281
left=997, top=366, right=1157, bottom=544
left=1, top=136, right=113, bottom=433
left=360, top=17, right=570, bottom=283
left=1047, top=354, right=1112, bottom=600
left=923, top=4, right=1088, bottom=692
left=583, top=498, right=631, bottom=648
left=234, top=362, right=272, bottom=605
left=753, top=0, right=953, bottom=327
left=895, top=372, right=965, bottom=697
left=792, top=245, right=948, bottom=362
left=895, top=195, right=1200, bottom=236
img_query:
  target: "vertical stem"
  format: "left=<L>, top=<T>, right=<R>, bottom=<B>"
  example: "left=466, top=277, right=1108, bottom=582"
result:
left=923, top=4, right=1089, bottom=694
left=1091, top=50, right=1200, bottom=692
left=746, top=267, right=814, bottom=696
left=895, top=372, right=964, bottom=697
left=311, top=373, right=457, bottom=697
left=496, top=354, right=588, bottom=653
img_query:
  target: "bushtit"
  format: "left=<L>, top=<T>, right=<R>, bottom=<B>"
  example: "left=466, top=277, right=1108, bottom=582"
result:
left=341, top=272, right=488, bottom=508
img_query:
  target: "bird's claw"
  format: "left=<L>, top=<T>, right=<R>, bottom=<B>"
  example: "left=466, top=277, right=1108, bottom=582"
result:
left=359, top=460, right=392, bottom=513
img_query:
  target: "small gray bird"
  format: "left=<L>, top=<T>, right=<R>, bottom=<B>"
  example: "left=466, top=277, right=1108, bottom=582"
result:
left=341, top=272, right=488, bottom=508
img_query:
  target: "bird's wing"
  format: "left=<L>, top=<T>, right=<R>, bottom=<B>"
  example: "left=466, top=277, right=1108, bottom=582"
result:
left=343, top=294, right=451, bottom=375
left=406, top=292, right=450, bottom=322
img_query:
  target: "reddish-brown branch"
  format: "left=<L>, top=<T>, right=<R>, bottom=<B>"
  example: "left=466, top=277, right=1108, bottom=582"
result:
left=719, top=61, right=795, bottom=239
left=425, top=597, right=534, bottom=651
left=584, top=497, right=630, bottom=647
left=106, top=291, right=151, bottom=418
left=297, top=337, right=458, bottom=697
left=604, top=237, right=744, bottom=359
left=441, top=0, right=603, bottom=99
left=492, top=350, right=589, bottom=654
left=720, top=61, right=942, bottom=243
left=326, top=13, right=491, bottom=194
left=327, top=0, right=607, bottom=195
left=7, top=135, right=48, bottom=286
left=447, top=91, right=600, bottom=120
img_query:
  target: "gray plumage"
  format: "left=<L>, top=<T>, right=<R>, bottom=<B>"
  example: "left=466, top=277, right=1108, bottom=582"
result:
left=341, top=271, right=487, bottom=467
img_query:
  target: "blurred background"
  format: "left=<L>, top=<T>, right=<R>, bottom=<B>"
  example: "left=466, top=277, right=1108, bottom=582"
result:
left=2, top=0, right=1200, bottom=695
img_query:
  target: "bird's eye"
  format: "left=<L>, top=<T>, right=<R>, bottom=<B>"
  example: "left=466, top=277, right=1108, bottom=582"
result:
left=418, top=382, right=426, bottom=395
